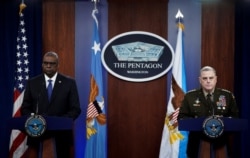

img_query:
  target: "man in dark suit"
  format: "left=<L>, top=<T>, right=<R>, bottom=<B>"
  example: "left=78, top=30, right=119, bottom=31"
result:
left=21, top=51, right=81, bottom=158
left=178, top=66, right=239, bottom=158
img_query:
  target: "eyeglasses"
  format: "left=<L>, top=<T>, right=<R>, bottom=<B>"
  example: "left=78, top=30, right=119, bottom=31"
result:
left=43, top=61, right=57, bottom=66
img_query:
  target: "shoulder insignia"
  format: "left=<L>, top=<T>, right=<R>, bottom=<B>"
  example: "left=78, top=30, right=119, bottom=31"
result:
left=187, top=89, right=199, bottom=93
left=220, top=88, right=231, bottom=93
left=218, top=88, right=235, bottom=98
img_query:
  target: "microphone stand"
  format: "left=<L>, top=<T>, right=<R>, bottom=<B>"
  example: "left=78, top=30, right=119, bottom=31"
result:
left=207, top=95, right=215, bottom=157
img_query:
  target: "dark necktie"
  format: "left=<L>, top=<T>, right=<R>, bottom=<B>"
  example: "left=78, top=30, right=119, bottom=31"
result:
left=47, top=79, right=53, bottom=101
left=206, top=93, right=212, bottom=103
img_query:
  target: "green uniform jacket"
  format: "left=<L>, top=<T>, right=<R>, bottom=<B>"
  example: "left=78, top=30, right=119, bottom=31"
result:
left=178, top=88, right=239, bottom=119
left=178, top=88, right=239, bottom=158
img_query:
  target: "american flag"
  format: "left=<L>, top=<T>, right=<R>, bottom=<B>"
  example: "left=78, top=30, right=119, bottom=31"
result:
left=9, top=4, right=29, bottom=158
left=87, top=101, right=99, bottom=119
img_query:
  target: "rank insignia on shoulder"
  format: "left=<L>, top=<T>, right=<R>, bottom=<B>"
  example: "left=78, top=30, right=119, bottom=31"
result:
left=188, top=89, right=198, bottom=93
left=221, top=88, right=231, bottom=93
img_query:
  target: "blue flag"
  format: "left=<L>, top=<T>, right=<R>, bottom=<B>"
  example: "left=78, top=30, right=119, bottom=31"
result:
left=84, top=9, right=107, bottom=158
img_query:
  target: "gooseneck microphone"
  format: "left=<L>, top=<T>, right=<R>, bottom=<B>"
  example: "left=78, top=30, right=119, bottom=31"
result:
left=206, top=93, right=215, bottom=116
left=35, top=81, right=45, bottom=115
left=25, top=81, right=47, bottom=138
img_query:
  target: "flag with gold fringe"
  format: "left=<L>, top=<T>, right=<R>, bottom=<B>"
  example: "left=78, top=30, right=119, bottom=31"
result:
left=159, top=9, right=189, bottom=158
left=84, top=4, right=107, bottom=158
left=9, top=2, right=29, bottom=158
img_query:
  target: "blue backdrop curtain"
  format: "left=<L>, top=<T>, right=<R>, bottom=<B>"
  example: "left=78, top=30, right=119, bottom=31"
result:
left=235, top=1, right=250, bottom=158
left=0, top=0, right=42, bottom=157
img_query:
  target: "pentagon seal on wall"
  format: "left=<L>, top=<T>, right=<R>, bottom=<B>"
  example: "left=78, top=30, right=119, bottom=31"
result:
left=101, top=31, right=174, bottom=82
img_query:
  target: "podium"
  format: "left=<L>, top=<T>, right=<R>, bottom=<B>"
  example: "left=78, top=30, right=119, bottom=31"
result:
left=179, top=117, right=248, bottom=158
left=7, top=115, right=74, bottom=157
left=7, top=115, right=73, bottom=132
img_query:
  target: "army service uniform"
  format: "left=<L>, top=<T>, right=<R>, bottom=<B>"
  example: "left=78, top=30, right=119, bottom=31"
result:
left=179, top=88, right=238, bottom=119
left=178, top=88, right=239, bottom=158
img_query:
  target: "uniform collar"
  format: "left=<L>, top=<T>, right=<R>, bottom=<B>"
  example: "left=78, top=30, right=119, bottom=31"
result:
left=203, top=89, right=215, bottom=97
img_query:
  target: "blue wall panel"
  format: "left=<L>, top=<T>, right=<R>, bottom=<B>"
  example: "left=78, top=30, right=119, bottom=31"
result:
left=168, top=0, right=201, bottom=91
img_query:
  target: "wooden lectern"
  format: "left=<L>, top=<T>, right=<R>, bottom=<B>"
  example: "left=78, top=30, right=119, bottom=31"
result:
left=179, top=117, right=248, bottom=158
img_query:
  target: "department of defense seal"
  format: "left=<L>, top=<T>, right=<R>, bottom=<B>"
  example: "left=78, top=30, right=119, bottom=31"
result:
left=202, top=116, right=224, bottom=138
left=25, top=113, right=47, bottom=137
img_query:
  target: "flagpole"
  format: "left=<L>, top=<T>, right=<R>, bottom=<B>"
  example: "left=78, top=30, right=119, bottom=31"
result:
left=175, top=9, right=184, bottom=31
left=92, top=0, right=99, bottom=28
left=92, top=0, right=99, bottom=12
left=19, top=0, right=26, bottom=15
left=174, top=9, right=188, bottom=158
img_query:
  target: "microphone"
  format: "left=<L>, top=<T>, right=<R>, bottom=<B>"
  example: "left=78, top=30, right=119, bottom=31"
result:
left=35, top=81, right=45, bottom=114
left=211, top=101, right=215, bottom=116
left=25, top=81, right=47, bottom=138
left=206, top=93, right=215, bottom=116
